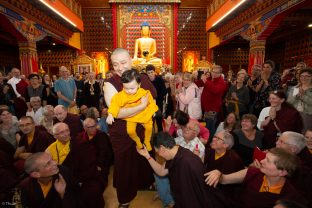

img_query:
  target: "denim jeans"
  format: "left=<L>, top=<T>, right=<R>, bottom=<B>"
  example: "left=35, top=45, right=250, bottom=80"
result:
left=205, top=112, right=218, bottom=140
left=154, top=174, right=174, bottom=207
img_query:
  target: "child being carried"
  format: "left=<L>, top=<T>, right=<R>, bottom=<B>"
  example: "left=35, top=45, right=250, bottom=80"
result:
left=106, top=69, right=158, bottom=151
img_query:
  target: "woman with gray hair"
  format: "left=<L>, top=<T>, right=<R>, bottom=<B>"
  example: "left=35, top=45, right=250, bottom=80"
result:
left=287, top=68, right=312, bottom=133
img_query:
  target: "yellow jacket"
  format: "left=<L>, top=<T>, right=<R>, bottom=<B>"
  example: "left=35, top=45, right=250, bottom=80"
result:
left=108, top=88, right=158, bottom=124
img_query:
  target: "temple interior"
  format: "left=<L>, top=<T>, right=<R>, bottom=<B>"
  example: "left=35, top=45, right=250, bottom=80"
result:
left=0, top=0, right=311, bottom=75
left=0, top=0, right=312, bottom=208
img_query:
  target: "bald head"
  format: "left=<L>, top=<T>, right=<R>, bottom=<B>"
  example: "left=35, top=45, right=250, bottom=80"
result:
left=54, top=105, right=67, bottom=122
left=111, top=48, right=132, bottom=76
left=111, top=48, right=130, bottom=58
left=83, top=118, right=98, bottom=136
left=59, top=66, right=69, bottom=79
left=52, top=122, right=70, bottom=143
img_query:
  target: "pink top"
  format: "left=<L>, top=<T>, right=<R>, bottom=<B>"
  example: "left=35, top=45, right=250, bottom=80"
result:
left=167, top=118, right=210, bottom=142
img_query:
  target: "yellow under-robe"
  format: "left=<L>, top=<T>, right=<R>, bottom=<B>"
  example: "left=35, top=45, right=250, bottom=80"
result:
left=108, top=88, right=158, bottom=151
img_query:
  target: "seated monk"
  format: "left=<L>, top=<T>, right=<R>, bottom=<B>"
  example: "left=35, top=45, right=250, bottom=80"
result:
left=14, top=116, right=55, bottom=174
left=46, top=123, right=105, bottom=208
left=132, top=22, right=162, bottom=66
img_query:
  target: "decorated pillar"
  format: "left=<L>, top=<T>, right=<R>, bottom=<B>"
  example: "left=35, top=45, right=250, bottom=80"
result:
left=7, top=16, right=46, bottom=76
left=18, top=41, right=39, bottom=76
left=173, top=3, right=178, bottom=73
left=248, top=40, right=266, bottom=73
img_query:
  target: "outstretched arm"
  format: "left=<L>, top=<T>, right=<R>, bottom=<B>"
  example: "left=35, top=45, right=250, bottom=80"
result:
left=137, top=145, right=169, bottom=177
left=204, top=168, right=247, bottom=187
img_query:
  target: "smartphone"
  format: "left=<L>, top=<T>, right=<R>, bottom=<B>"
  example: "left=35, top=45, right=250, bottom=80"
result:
left=253, top=147, right=266, bottom=161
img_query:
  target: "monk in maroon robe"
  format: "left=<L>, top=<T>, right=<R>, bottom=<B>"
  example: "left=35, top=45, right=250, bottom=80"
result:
left=14, top=117, right=55, bottom=173
left=54, top=105, right=83, bottom=139
left=104, top=48, right=157, bottom=206
left=19, top=152, right=78, bottom=208
left=137, top=132, right=226, bottom=208
left=205, top=131, right=245, bottom=207
left=47, top=122, right=105, bottom=208
left=205, top=148, right=308, bottom=208
left=78, top=118, right=114, bottom=188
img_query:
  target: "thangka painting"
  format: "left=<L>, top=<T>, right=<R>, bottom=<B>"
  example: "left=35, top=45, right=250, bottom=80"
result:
left=118, top=4, right=173, bottom=66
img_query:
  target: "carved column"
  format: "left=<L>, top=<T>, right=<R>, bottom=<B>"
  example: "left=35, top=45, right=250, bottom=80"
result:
left=248, top=39, right=266, bottom=73
left=18, top=41, right=38, bottom=76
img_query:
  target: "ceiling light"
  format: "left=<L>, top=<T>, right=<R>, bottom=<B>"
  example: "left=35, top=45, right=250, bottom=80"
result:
left=212, top=0, right=246, bottom=27
left=52, top=43, right=56, bottom=45
left=38, top=0, right=77, bottom=27
left=308, top=24, right=312, bottom=28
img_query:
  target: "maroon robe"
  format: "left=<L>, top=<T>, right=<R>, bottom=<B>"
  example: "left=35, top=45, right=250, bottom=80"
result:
left=19, top=166, right=78, bottom=208
left=18, top=126, right=55, bottom=153
left=204, top=148, right=245, bottom=173
left=165, top=147, right=226, bottom=208
left=263, top=106, right=303, bottom=149
left=54, top=113, right=83, bottom=139
left=204, top=148, right=245, bottom=206
left=288, top=159, right=312, bottom=206
left=298, top=147, right=312, bottom=168
left=77, top=130, right=113, bottom=187
left=15, top=126, right=55, bottom=173
left=0, top=137, right=15, bottom=160
left=61, top=136, right=104, bottom=208
left=240, top=167, right=307, bottom=208
left=107, top=73, right=156, bottom=203
left=0, top=150, right=18, bottom=202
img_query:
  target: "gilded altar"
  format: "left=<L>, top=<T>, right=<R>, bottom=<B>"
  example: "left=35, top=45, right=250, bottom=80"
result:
left=71, top=52, right=95, bottom=74
left=117, top=5, right=173, bottom=69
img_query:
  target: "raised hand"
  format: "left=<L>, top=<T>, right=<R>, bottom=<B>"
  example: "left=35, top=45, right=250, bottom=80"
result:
left=106, top=113, right=114, bottom=125
left=269, top=107, right=276, bottom=120
left=54, top=174, right=66, bottom=199
left=136, top=144, right=150, bottom=159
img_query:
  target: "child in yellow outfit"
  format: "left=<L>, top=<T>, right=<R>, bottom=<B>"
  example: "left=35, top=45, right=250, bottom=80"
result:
left=106, top=69, right=158, bottom=151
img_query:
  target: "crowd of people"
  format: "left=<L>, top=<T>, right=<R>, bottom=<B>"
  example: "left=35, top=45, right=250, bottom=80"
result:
left=0, top=48, right=312, bottom=208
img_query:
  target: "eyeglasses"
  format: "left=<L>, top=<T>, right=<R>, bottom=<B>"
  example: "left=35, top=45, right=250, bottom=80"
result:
left=300, top=75, right=312, bottom=78
left=276, top=139, right=293, bottom=146
left=85, top=124, right=97, bottom=129
left=213, top=135, right=225, bottom=142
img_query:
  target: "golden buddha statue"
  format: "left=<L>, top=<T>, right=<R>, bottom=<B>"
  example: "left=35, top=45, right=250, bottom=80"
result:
left=132, top=22, right=162, bottom=67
